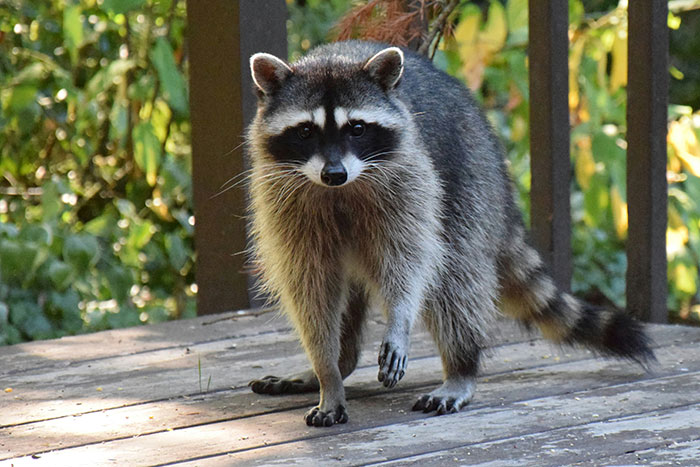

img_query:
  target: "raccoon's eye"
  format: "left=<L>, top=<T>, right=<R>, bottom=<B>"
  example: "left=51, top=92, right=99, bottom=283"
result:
left=350, top=122, right=365, bottom=137
left=297, top=124, right=313, bottom=140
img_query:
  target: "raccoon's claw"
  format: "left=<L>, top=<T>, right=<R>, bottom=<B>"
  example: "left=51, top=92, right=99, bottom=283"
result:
left=304, top=404, right=348, bottom=427
left=377, top=341, right=408, bottom=388
left=412, top=377, right=476, bottom=415
left=412, top=395, right=460, bottom=414
left=248, top=373, right=318, bottom=395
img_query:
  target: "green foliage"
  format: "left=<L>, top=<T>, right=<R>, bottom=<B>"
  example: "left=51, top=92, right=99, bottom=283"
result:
left=0, top=0, right=195, bottom=345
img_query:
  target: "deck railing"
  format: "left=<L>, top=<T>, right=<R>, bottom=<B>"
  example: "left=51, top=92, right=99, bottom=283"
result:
left=187, top=0, right=669, bottom=323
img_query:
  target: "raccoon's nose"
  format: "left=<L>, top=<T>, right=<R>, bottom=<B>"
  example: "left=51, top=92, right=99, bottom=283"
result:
left=320, top=164, right=348, bottom=186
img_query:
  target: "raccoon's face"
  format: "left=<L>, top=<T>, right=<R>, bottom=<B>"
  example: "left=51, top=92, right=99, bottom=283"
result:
left=250, top=47, right=406, bottom=188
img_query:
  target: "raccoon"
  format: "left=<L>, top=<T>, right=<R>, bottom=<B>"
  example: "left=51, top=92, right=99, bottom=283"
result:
left=245, top=40, right=654, bottom=427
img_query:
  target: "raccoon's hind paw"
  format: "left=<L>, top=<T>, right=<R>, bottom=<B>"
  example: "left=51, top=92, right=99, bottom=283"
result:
left=412, top=377, right=476, bottom=415
left=377, top=340, right=408, bottom=388
left=304, top=404, right=348, bottom=427
left=249, top=370, right=319, bottom=395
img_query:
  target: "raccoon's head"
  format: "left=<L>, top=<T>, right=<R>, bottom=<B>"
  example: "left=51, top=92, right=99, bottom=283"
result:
left=249, top=46, right=407, bottom=188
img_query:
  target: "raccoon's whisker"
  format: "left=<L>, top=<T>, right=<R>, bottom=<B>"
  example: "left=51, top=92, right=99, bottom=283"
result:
left=271, top=171, right=308, bottom=206
left=278, top=177, right=310, bottom=207
left=357, top=169, right=397, bottom=196
left=218, top=137, right=250, bottom=158
left=212, top=165, right=300, bottom=200
left=217, top=161, right=292, bottom=192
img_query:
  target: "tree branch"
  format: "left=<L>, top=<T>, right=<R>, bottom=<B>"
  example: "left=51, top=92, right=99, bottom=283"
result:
left=417, top=0, right=459, bottom=56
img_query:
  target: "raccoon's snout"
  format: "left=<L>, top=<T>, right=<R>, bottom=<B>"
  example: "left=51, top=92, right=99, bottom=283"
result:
left=320, top=163, right=348, bottom=186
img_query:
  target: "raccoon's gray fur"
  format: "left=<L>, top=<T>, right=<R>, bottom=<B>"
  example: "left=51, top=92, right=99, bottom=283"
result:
left=245, top=40, right=654, bottom=427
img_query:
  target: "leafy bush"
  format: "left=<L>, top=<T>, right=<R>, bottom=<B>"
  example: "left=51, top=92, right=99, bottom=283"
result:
left=0, top=0, right=195, bottom=345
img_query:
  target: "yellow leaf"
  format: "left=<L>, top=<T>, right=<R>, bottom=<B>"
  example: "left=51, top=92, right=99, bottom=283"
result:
left=455, top=6, right=486, bottom=90
left=480, top=1, right=508, bottom=54
left=668, top=12, right=681, bottom=30
left=610, top=185, right=628, bottom=239
left=667, top=206, right=689, bottom=258
left=671, top=263, right=697, bottom=295
left=610, top=28, right=627, bottom=91
left=569, top=39, right=585, bottom=110
left=454, top=6, right=481, bottom=47
left=575, top=136, right=596, bottom=190
left=668, top=119, right=700, bottom=176
left=511, top=115, right=527, bottom=142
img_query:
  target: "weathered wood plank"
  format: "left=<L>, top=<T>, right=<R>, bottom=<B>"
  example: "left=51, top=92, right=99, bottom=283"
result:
left=592, top=437, right=700, bottom=466
left=8, top=364, right=697, bottom=466
left=0, top=310, right=288, bottom=378
left=373, top=404, right=700, bottom=466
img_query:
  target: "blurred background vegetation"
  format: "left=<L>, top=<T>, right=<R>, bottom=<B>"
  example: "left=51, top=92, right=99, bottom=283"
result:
left=1, top=0, right=700, bottom=345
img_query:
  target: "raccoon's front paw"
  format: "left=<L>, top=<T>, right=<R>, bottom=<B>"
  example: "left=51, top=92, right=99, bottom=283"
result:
left=377, top=340, right=408, bottom=388
left=304, top=404, right=348, bottom=427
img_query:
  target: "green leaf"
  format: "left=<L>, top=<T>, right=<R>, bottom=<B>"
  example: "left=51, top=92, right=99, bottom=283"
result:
left=48, top=260, right=73, bottom=291
left=105, top=265, right=133, bottom=303
left=63, top=234, right=100, bottom=273
left=10, top=300, right=53, bottom=340
left=568, top=0, right=585, bottom=27
left=133, top=122, right=162, bottom=186
left=0, top=324, right=23, bottom=345
left=14, top=63, right=49, bottom=85
left=0, top=239, right=38, bottom=283
left=41, top=180, right=62, bottom=221
left=84, top=211, right=117, bottom=237
left=19, top=224, right=53, bottom=246
left=150, top=38, right=188, bottom=117
left=127, top=220, right=155, bottom=250
left=5, top=85, right=37, bottom=113
left=48, top=290, right=82, bottom=332
left=506, top=0, right=528, bottom=44
left=100, top=0, right=145, bottom=15
left=0, top=301, right=8, bottom=325
left=63, top=4, right=84, bottom=64
left=165, top=233, right=188, bottom=271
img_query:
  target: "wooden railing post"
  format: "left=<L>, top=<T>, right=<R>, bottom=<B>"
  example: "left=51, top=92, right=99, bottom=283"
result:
left=626, top=1, right=668, bottom=323
left=187, top=1, right=288, bottom=314
left=528, top=0, right=572, bottom=291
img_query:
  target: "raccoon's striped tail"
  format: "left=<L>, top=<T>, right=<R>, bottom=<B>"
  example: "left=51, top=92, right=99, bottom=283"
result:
left=498, top=241, right=656, bottom=367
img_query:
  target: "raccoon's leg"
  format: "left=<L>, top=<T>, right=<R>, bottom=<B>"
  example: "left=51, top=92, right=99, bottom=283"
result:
left=299, top=289, right=354, bottom=427
left=249, top=286, right=367, bottom=396
left=412, top=266, right=497, bottom=414
left=338, top=285, right=369, bottom=378
left=374, top=279, right=426, bottom=389
left=498, top=226, right=655, bottom=365
left=373, top=232, right=444, bottom=388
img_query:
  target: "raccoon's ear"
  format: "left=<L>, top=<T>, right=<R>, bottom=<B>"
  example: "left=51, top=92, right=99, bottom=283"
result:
left=363, top=47, right=404, bottom=91
left=250, top=53, right=293, bottom=95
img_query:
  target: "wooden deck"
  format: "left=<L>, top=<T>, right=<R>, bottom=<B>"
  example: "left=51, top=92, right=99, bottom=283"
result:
left=1, top=310, right=699, bottom=466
